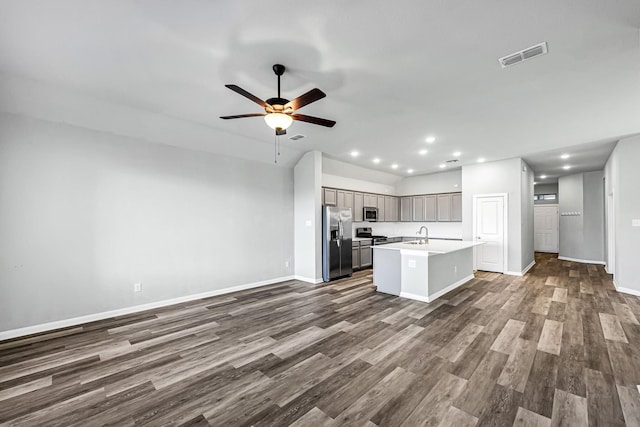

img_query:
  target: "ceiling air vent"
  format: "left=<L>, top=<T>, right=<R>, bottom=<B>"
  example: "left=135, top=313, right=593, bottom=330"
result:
left=289, top=134, right=305, bottom=141
left=498, top=42, right=548, bottom=68
left=446, top=159, right=459, bottom=164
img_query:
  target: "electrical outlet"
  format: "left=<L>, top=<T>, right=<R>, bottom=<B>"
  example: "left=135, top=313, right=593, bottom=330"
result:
left=632, top=219, right=640, bottom=227
left=285, top=260, right=290, bottom=268
left=134, top=283, right=142, bottom=292
left=408, top=259, right=416, bottom=268
left=454, top=265, right=457, bottom=273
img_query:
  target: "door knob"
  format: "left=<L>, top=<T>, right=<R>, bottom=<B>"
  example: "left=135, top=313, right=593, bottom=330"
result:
left=477, top=236, right=482, bottom=240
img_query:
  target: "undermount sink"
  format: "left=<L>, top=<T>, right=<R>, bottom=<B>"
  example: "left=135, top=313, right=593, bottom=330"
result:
left=404, top=241, right=428, bottom=245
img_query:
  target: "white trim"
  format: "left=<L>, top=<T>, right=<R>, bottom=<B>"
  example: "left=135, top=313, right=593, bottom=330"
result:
left=558, top=256, right=606, bottom=265
left=613, top=280, right=640, bottom=297
left=400, top=274, right=474, bottom=303
left=0, top=275, right=295, bottom=341
left=505, top=259, right=536, bottom=276
left=294, top=275, right=324, bottom=284
left=472, top=193, right=508, bottom=274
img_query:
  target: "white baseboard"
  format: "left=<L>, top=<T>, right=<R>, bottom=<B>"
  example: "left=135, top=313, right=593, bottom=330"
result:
left=400, top=274, right=474, bottom=303
left=0, top=275, right=295, bottom=341
left=294, top=275, right=324, bottom=284
left=613, top=279, right=640, bottom=297
left=505, top=260, right=536, bottom=277
left=558, top=256, right=606, bottom=265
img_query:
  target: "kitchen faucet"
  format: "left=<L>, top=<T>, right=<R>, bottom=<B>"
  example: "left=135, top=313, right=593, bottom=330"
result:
left=417, top=226, right=429, bottom=244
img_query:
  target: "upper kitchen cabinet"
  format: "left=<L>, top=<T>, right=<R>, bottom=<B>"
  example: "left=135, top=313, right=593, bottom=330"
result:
left=323, top=188, right=337, bottom=206
left=412, top=196, right=425, bottom=221
left=384, top=196, right=399, bottom=222
left=451, top=193, right=462, bottom=221
left=337, top=190, right=354, bottom=211
left=425, top=195, right=437, bottom=221
left=363, top=193, right=377, bottom=208
left=353, top=192, right=364, bottom=221
left=437, top=193, right=461, bottom=222
left=377, top=195, right=386, bottom=221
left=400, top=197, right=412, bottom=222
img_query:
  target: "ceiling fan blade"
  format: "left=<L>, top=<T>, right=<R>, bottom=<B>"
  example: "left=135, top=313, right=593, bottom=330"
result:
left=225, top=84, right=268, bottom=108
left=291, top=114, right=336, bottom=128
left=220, top=113, right=266, bottom=119
left=285, top=88, right=326, bottom=111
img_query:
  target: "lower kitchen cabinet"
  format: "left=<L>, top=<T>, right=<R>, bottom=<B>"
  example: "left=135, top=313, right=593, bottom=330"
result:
left=360, top=242, right=372, bottom=268
left=352, top=244, right=360, bottom=269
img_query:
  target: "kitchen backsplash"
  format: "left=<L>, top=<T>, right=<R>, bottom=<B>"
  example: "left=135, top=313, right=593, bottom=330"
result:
left=353, top=221, right=463, bottom=239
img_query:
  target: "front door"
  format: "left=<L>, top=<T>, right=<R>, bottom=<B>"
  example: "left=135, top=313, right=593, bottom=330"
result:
left=534, top=205, right=559, bottom=253
left=475, top=195, right=505, bottom=273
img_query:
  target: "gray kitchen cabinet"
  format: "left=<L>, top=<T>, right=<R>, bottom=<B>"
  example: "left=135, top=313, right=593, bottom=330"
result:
left=363, top=193, right=377, bottom=208
left=412, top=196, right=425, bottom=221
left=377, top=195, right=385, bottom=221
left=352, top=241, right=360, bottom=269
left=400, top=197, right=413, bottom=222
left=451, top=193, right=462, bottom=221
left=425, top=195, right=437, bottom=222
left=337, top=190, right=354, bottom=211
left=384, top=196, right=399, bottom=222
left=323, top=188, right=337, bottom=206
left=353, top=192, right=364, bottom=221
left=360, top=242, right=372, bottom=268
left=437, top=194, right=452, bottom=221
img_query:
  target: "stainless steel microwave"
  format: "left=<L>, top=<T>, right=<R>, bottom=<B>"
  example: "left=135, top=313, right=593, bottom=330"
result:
left=363, top=207, right=378, bottom=222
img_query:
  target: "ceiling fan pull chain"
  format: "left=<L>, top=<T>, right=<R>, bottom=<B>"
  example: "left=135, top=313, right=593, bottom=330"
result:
left=277, top=135, right=281, bottom=156
left=274, top=134, right=277, bottom=164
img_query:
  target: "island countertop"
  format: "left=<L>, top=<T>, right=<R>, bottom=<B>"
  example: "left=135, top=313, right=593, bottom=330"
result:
left=372, top=240, right=482, bottom=256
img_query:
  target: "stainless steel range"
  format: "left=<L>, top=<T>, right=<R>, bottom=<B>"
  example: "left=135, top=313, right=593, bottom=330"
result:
left=355, top=227, right=388, bottom=245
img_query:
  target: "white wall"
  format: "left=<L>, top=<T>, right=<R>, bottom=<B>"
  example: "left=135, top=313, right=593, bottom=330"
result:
left=558, top=171, right=605, bottom=263
left=0, top=114, right=295, bottom=333
left=322, top=157, right=401, bottom=194
left=605, top=136, right=640, bottom=294
left=521, top=160, right=535, bottom=270
left=395, top=169, right=462, bottom=196
left=462, top=158, right=530, bottom=274
left=294, top=151, right=323, bottom=282
left=322, top=173, right=395, bottom=195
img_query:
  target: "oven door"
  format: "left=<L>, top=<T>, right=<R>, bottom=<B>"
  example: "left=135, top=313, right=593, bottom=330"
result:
left=364, top=207, right=378, bottom=222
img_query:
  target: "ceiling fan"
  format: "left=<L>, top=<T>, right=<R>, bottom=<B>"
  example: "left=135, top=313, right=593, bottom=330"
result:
left=220, top=64, right=336, bottom=136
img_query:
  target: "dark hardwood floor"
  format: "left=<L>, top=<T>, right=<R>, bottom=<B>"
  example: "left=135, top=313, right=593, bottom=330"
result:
left=1, top=253, right=640, bottom=426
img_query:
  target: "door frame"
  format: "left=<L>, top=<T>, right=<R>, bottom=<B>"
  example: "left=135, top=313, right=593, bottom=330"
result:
left=533, top=204, right=559, bottom=253
left=472, top=193, right=508, bottom=273
left=606, top=192, right=615, bottom=275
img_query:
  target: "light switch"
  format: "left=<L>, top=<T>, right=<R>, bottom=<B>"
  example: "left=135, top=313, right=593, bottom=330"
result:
left=305, top=220, right=312, bottom=227
left=632, top=219, right=640, bottom=227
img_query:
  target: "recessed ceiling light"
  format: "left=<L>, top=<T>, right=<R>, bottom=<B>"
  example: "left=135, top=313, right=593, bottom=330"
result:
left=478, top=157, right=486, bottom=163
left=561, top=154, right=570, bottom=159
left=439, top=164, right=446, bottom=169
left=407, top=169, right=414, bottom=174
left=419, top=149, right=428, bottom=155
left=350, top=150, right=359, bottom=157
left=372, top=158, right=381, bottom=164
left=391, top=164, right=399, bottom=169
left=425, top=136, right=436, bottom=143
left=563, top=165, right=571, bottom=170
left=540, top=175, right=547, bottom=179
left=453, top=151, right=461, bottom=157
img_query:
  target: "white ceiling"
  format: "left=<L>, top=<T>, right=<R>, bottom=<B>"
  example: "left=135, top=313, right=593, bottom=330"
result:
left=1, top=0, right=639, bottom=176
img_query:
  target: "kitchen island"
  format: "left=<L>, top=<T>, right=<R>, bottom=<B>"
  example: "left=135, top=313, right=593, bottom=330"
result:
left=373, top=240, right=482, bottom=303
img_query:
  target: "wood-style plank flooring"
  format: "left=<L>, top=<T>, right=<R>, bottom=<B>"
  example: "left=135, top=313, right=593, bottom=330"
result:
left=2, top=253, right=640, bottom=426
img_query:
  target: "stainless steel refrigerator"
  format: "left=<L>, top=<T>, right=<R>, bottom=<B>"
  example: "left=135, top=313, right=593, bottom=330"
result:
left=322, top=206, right=353, bottom=282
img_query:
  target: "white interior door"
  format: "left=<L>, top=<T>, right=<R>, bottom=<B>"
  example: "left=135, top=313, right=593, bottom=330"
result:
left=474, top=196, right=505, bottom=273
left=534, top=205, right=559, bottom=253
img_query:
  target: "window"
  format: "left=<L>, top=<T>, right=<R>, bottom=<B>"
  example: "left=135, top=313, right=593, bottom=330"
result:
left=534, top=193, right=557, bottom=201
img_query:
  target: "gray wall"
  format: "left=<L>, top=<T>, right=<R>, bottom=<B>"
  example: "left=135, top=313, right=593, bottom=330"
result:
left=605, top=136, right=640, bottom=293
left=395, top=169, right=462, bottom=196
left=462, top=158, right=532, bottom=274
left=558, top=171, right=604, bottom=262
left=534, top=183, right=559, bottom=205
left=0, top=114, right=295, bottom=332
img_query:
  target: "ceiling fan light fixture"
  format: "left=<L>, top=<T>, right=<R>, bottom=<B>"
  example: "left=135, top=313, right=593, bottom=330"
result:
left=264, top=113, right=293, bottom=131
